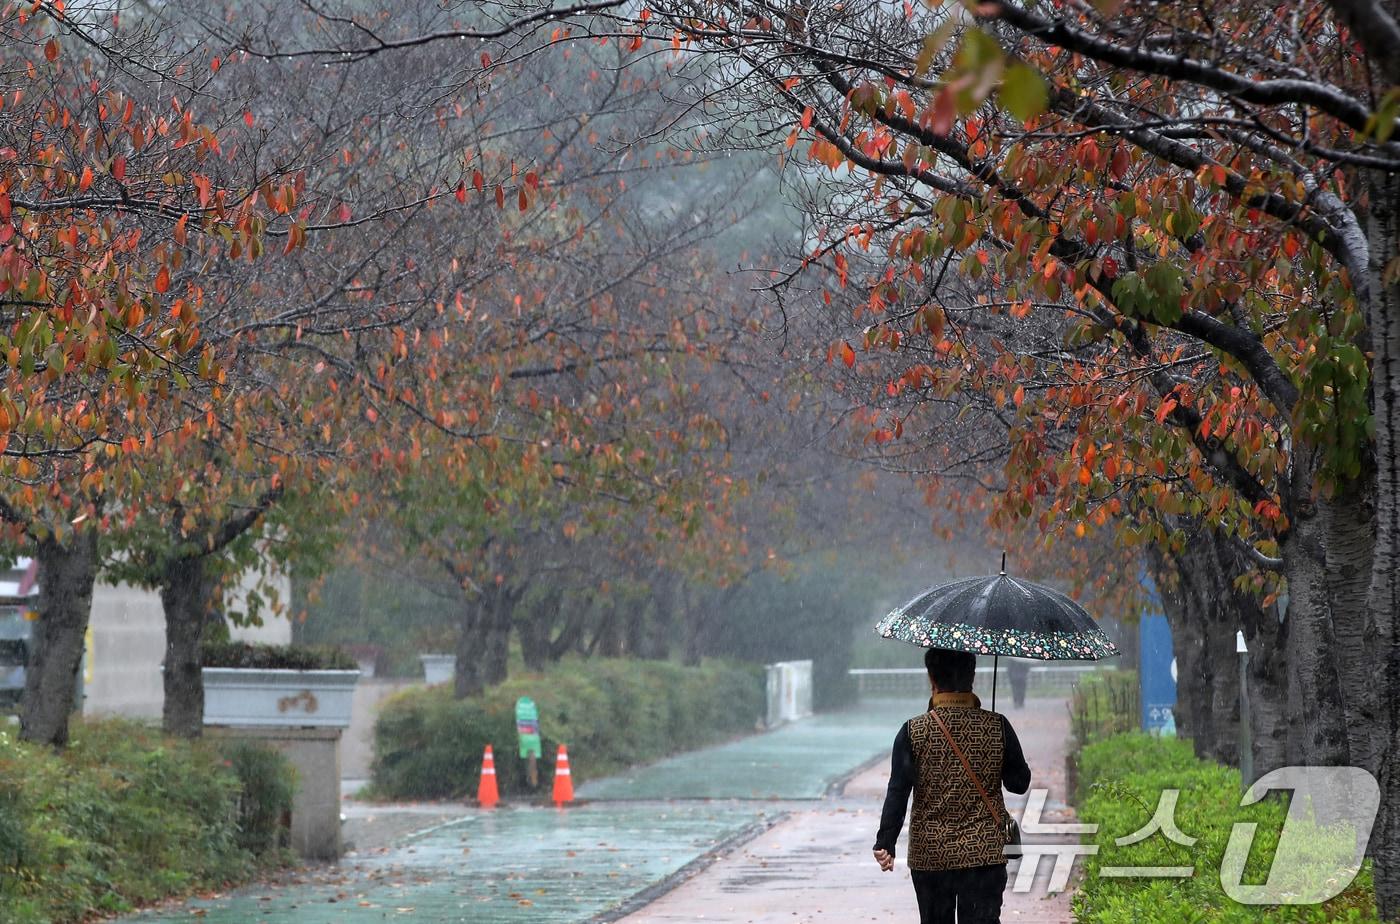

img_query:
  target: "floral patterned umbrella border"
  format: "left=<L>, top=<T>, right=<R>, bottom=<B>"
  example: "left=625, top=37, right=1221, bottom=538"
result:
left=875, top=613, right=1119, bottom=660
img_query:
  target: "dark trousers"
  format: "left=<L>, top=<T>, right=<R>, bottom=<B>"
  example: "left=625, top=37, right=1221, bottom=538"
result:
left=910, top=863, right=1008, bottom=924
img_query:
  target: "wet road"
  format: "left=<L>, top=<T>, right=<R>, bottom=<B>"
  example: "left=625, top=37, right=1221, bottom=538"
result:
left=123, top=701, right=918, bottom=924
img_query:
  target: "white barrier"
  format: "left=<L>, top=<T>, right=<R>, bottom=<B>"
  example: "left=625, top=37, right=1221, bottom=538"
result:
left=848, top=664, right=1098, bottom=700
left=765, top=660, right=814, bottom=727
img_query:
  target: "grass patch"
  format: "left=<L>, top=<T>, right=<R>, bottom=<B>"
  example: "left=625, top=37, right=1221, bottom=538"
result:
left=1073, top=734, right=1379, bottom=923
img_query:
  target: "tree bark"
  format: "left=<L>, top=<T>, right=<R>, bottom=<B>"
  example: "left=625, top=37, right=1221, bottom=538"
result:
left=160, top=555, right=217, bottom=738
left=1360, top=164, right=1400, bottom=920
left=19, top=529, right=99, bottom=747
left=453, top=603, right=489, bottom=699
left=452, top=583, right=515, bottom=698
left=1241, top=594, right=1289, bottom=782
left=1152, top=538, right=1229, bottom=760
left=1280, top=450, right=1352, bottom=768
left=482, top=585, right=513, bottom=687
left=1322, top=473, right=1379, bottom=774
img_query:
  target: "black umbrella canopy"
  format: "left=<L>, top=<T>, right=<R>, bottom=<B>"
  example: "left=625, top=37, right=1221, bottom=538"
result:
left=875, top=572, right=1119, bottom=660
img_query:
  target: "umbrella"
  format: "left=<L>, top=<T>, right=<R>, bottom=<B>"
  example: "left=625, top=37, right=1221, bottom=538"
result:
left=874, top=555, right=1119, bottom=709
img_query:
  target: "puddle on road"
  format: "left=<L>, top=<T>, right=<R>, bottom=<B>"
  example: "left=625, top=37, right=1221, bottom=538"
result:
left=127, top=803, right=768, bottom=924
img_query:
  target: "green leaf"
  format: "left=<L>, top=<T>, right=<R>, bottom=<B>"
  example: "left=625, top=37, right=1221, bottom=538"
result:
left=1000, top=64, right=1048, bottom=122
left=1366, top=86, right=1400, bottom=143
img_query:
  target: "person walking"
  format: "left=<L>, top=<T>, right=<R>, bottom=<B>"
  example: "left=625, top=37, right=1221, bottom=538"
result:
left=873, top=648, right=1031, bottom=924
left=1007, top=660, right=1030, bottom=709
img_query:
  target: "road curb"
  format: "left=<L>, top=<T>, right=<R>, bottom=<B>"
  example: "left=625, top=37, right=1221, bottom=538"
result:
left=588, top=811, right=789, bottom=923
left=824, top=751, right=887, bottom=798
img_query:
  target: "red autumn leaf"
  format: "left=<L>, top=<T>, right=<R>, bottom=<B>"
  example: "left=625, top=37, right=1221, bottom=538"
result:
left=455, top=182, right=466, bottom=204
left=154, top=267, right=170, bottom=293
left=1110, top=146, right=1130, bottom=179
left=78, top=166, right=92, bottom=191
left=841, top=342, right=856, bottom=368
left=44, top=39, right=58, bottom=62
left=929, top=88, right=956, bottom=137
left=243, top=110, right=254, bottom=127
left=112, top=156, right=126, bottom=182
left=473, top=170, right=484, bottom=192
left=495, top=185, right=505, bottom=209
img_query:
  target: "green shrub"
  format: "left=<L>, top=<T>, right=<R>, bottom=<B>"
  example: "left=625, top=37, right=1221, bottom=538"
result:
left=1069, top=670, right=1139, bottom=750
left=370, top=657, right=764, bottom=799
left=0, top=719, right=290, bottom=924
left=1073, top=734, right=1379, bottom=923
left=217, top=741, right=296, bottom=857
left=202, top=639, right=359, bottom=670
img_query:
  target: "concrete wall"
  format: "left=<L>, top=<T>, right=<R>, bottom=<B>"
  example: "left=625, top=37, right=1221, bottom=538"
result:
left=83, top=573, right=293, bottom=720
left=341, top=679, right=414, bottom=781
left=207, top=725, right=344, bottom=860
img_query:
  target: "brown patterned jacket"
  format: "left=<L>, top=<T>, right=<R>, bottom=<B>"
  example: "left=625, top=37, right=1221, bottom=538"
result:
left=873, top=692, right=1031, bottom=870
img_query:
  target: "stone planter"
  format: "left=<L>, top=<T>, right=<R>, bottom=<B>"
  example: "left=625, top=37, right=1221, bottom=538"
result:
left=419, top=653, right=456, bottom=685
left=202, top=668, right=360, bottom=728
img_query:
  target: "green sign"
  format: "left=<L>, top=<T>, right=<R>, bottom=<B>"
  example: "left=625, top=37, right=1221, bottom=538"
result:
left=515, top=696, right=541, bottom=759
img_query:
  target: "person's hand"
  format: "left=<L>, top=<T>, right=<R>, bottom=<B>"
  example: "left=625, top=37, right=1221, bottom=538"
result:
left=873, top=848, right=894, bottom=872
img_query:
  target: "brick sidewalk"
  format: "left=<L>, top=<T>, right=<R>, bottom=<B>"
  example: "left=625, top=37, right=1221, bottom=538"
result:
left=617, top=698, right=1077, bottom=924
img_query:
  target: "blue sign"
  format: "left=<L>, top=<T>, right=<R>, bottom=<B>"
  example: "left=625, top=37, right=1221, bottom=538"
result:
left=1139, top=612, right=1177, bottom=735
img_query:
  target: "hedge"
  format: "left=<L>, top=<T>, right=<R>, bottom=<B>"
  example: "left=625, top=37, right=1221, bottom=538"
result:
left=0, top=719, right=294, bottom=924
left=202, top=639, right=358, bottom=670
left=371, top=658, right=764, bottom=799
left=1068, top=670, right=1139, bottom=750
left=1073, top=734, right=1379, bottom=923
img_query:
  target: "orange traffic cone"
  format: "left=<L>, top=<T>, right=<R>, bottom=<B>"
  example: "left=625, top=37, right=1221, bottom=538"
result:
left=551, top=743, right=574, bottom=807
left=477, top=745, right=499, bottom=808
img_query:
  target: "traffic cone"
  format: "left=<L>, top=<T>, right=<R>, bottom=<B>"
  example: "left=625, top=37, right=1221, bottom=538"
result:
left=477, top=745, right=499, bottom=808
left=551, top=743, right=574, bottom=807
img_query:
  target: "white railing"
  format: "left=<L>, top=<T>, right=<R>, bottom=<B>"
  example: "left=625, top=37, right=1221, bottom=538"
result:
left=848, top=664, right=1100, bottom=700
left=766, top=660, right=814, bottom=727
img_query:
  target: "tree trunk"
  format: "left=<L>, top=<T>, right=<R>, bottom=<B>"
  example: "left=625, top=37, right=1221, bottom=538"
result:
left=1319, top=473, right=1379, bottom=775
left=160, top=555, right=217, bottom=738
left=593, top=601, right=625, bottom=658
left=482, top=585, right=513, bottom=687
left=1360, top=165, right=1400, bottom=921
left=1242, top=595, right=1289, bottom=782
left=520, top=613, right=551, bottom=671
left=1151, top=538, right=1224, bottom=759
left=1280, top=450, right=1352, bottom=768
left=453, top=602, right=489, bottom=699
left=19, top=529, right=99, bottom=747
left=452, top=584, right=515, bottom=698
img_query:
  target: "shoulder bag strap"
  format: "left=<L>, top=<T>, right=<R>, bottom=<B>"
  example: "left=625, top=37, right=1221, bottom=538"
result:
left=928, top=707, right=1006, bottom=826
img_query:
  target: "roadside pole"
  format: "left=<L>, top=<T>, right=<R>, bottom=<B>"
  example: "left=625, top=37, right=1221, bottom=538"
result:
left=1237, top=630, right=1252, bottom=788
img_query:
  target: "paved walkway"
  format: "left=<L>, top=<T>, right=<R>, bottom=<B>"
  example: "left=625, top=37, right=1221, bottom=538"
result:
left=617, top=698, right=1077, bottom=924
left=577, top=703, right=912, bottom=801
left=122, top=702, right=914, bottom=924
